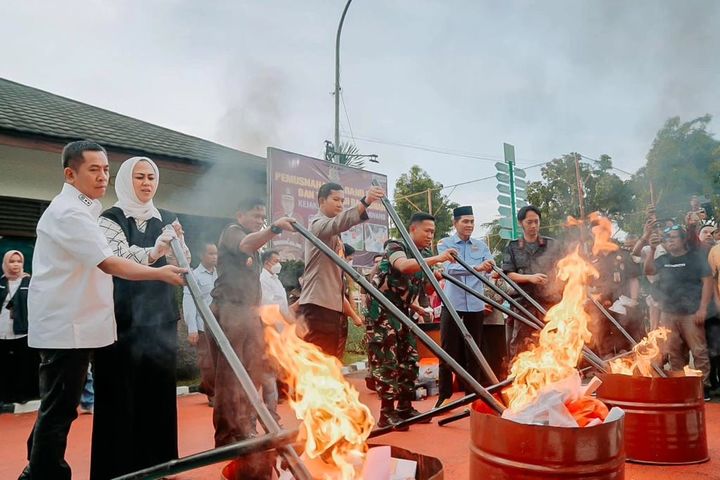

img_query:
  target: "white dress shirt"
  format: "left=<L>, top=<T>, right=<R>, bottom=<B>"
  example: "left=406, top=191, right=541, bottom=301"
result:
left=28, top=183, right=116, bottom=349
left=260, top=268, right=289, bottom=313
left=182, top=264, right=217, bottom=334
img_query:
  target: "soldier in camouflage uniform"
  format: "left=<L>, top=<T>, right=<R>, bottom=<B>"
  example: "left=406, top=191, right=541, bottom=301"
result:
left=367, top=213, right=457, bottom=429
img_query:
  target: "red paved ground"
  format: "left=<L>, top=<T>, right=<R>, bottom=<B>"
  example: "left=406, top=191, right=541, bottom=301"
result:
left=1, top=375, right=718, bottom=479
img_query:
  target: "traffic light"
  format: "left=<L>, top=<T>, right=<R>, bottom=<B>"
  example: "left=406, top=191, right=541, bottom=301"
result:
left=496, top=143, right=527, bottom=240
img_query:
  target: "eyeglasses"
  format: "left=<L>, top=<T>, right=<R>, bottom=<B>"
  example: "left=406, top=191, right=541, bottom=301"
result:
left=663, top=225, right=682, bottom=234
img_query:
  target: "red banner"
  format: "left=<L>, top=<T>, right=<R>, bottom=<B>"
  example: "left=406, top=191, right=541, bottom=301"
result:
left=267, top=148, right=389, bottom=268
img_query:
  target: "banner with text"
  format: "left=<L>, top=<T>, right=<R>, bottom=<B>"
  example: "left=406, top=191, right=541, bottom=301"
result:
left=267, top=148, right=389, bottom=268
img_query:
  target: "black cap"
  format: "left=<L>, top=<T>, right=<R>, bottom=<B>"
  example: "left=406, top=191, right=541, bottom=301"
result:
left=343, top=243, right=356, bottom=257
left=453, top=206, right=473, bottom=218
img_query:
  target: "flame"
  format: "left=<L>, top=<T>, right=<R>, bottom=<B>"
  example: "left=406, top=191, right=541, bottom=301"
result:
left=259, top=305, right=374, bottom=480
left=589, top=212, right=619, bottom=256
left=608, top=327, right=670, bottom=376
left=684, top=365, right=703, bottom=377
left=504, top=248, right=598, bottom=411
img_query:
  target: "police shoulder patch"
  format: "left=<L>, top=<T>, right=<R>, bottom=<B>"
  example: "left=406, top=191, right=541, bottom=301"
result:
left=78, top=194, right=93, bottom=207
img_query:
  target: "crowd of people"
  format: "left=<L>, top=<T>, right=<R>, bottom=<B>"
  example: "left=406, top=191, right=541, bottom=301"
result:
left=3, top=138, right=720, bottom=479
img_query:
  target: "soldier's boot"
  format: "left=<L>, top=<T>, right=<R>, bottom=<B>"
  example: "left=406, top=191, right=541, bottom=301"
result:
left=397, top=400, right=432, bottom=423
left=377, top=408, right=409, bottom=431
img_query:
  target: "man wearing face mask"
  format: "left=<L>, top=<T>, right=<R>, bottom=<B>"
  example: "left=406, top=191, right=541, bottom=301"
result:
left=260, top=249, right=288, bottom=313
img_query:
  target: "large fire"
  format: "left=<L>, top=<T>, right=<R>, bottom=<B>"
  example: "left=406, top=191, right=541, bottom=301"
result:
left=589, top=212, right=619, bottom=256
left=259, top=305, right=374, bottom=480
left=504, top=248, right=598, bottom=411
left=608, top=327, right=670, bottom=377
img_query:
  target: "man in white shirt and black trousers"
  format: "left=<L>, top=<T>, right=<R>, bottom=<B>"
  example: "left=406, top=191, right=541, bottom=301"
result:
left=19, top=141, right=186, bottom=480
left=182, top=242, right=219, bottom=404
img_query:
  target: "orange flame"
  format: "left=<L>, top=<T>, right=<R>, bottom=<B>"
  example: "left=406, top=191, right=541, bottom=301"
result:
left=608, top=327, right=670, bottom=376
left=589, top=212, right=619, bottom=256
left=504, top=248, right=598, bottom=411
left=684, top=365, right=703, bottom=377
left=259, top=305, right=374, bottom=480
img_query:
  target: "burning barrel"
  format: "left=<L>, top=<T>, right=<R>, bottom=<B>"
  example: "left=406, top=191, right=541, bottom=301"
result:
left=469, top=401, right=626, bottom=479
left=596, top=373, right=708, bottom=465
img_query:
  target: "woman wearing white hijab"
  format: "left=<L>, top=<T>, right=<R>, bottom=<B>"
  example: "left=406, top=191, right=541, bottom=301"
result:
left=91, top=156, right=190, bottom=480
left=0, top=250, right=39, bottom=404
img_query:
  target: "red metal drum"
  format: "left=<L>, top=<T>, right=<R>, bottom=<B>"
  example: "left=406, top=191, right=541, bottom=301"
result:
left=469, top=401, right=625, bottom=479
left=597, top=373, right=709, bottom=465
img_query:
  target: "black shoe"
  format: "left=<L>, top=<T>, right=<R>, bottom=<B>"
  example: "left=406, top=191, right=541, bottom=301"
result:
left=377, top=409, right=409, bottom=431
left=433, top=396, right=452, bottom=409
left=18, top=465, right=31, bottom=480
left=704, top=387, right=712, bottom=402
left=397, top=407, right=432, bottom=423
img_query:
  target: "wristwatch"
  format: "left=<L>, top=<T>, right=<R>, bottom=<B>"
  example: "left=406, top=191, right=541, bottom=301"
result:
left=359, top=196, right=370, bottom=208
left=270, top=224, right=283, bottom=235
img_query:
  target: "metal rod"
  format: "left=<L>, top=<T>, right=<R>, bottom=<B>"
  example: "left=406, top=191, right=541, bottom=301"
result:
left=442, top=273, right=607, bottom=373
left=438, top=409, right=470, bottom=426
left=168, top=238, right=312, bottom=480
left=292, top=222, right=506, bottom=414
left=372, top=180, right=499, bottom=385
left=491, top=263, right=548, bottom=315
left=368, top=377, right=514, bottom=438
left=588, top=295, right=667, bottom=378
left=113, top=429, right=299, bottom=480
left=447, top=256, right=608, bottom=370
left=450, top=252, right=545, bottom=327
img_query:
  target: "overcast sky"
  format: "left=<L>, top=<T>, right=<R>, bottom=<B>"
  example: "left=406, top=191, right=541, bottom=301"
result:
left=2, top=0, right=719, bottom=223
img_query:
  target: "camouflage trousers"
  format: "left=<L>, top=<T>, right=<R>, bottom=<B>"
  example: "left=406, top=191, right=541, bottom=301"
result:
left=367, top=306, right=419, bottom=402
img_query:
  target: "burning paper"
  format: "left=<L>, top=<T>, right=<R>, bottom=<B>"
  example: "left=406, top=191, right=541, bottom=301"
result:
left=609, top=327, right=670, bottom=377
left=260, top=305, right=374, bottom=480
left=504, top=248, right=597, bottom=411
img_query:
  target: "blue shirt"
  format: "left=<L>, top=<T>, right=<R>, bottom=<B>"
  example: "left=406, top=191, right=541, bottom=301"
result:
left=437, top=234, right=492, bottom=312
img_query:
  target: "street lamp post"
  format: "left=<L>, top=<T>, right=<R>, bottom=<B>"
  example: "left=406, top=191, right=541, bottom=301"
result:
left=334, top=0, right=353, bottom=163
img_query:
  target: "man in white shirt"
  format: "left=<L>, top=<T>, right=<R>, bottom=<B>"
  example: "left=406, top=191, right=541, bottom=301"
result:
left=20, top=141, right=185, bottom=480
left=254, top=249, right=287, bottom=427
left=260, top=249, right=289, bottom=313
left=182, top=243, right=218, bottom=404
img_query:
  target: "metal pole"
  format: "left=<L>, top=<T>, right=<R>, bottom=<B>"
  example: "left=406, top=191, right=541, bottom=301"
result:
left=588, top=295, right=667, bottom=378
left=372, top=181, right=499, bottom=385
left=574, top=153, right=586, bottom=219
left=447, top=257, right=607, bottom=369
left=113, top=429, right=299, bottom=480
left=441, top=273, right=607, bottom=372
left=368, top=377, right=514, bottom=438
left=292, top=222, right=506, bottom=414
left=490, top=264, right=548, bottom=315
left=334, top=0, right=353, bottom=160
left=168, top=238, right=312, bottom=480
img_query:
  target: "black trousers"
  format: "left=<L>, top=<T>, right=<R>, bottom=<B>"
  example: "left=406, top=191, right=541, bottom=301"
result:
left=438, top=308, right=485, bottom=398
left=299, top=303, right=347, bottom=359
left=0, top=337, right=39, bottom=403
left=90, top=322, right=178, bottom=480
left=24, top=348, right=91, bottom=480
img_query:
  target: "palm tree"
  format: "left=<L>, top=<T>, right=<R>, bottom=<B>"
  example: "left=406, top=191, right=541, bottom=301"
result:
left=324, top=141, right=367, bottom=169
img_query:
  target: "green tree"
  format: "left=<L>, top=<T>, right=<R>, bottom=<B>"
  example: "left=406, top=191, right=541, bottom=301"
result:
left=526, top=153, right=634, bottom=236
left=392, top=165, right=459, bottom=240
left=641, top=115, right=720, bottom=221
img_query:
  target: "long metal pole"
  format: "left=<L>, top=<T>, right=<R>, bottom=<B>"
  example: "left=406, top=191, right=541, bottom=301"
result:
left=292, top=222, right=506, bottom=414
left=168, top=238, right=311, bottom=480
left=372, top=182, right=499, bottom=385
left=490, top=263, right=548, bottom=315
left=588, top=295, right=667, bottom=378
left=368, top=377, right=514, bottom=438
left=450, top=252, right=545, bottom=327
left=334, top=0, right=353, bottom=160
left=113, top=430, right=299, bottom=480
left=447, top=256, right=607, bottom=369
left=442, top=273, right=607, bottom=372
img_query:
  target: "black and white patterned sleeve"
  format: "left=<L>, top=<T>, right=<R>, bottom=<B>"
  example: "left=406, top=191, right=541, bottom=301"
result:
left=98, top=216, right=152, bottom=265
